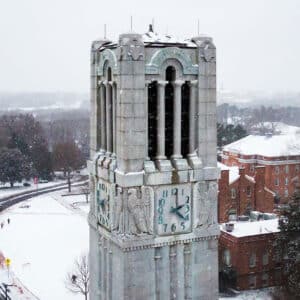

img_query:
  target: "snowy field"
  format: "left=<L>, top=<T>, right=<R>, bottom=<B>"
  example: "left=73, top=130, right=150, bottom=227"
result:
left=0, top=192, right=89, bottom=299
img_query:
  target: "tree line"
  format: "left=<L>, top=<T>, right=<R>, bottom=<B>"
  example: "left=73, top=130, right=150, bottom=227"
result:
left=0, top=114, right=85, bottom=187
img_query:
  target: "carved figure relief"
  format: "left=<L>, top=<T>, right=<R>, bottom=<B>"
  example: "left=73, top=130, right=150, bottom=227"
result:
left=113, top=187, right=123, bottom=232
left=126, top=187, right=153, bottom=235
left=195, top=181, right=217, bottom=228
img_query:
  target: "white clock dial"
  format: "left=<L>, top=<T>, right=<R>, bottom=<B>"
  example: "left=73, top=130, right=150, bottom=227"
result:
left=156, top=184, right=191, bottom=235
left=96, top=179, right=111, bottom=229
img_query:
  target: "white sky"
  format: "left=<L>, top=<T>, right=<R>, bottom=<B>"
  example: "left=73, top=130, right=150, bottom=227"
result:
left=0, top=0, right=299, bottom=93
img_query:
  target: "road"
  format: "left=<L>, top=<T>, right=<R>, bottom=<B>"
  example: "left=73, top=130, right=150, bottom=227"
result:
left=0, top=176, right=88, bottom=212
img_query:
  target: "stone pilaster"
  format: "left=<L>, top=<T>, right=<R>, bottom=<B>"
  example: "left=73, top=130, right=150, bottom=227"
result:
left=193, top=36, right=217, bottom=168
left=116, top=33, right=146, bottom=176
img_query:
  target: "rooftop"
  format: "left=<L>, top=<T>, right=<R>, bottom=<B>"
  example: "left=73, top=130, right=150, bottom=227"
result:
left=223, top=122, right=300, bottom=157
left=220, top=219, right=280, bottom=238
left=218, top=162, right=240, bottom=184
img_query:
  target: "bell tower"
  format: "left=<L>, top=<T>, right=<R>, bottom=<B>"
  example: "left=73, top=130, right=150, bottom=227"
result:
left=88, top=27, right=219, bottom=299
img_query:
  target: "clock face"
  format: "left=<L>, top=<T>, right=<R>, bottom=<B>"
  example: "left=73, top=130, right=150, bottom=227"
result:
left=96, top=179, right=111, bottom=229
left=156, top=184, right=191, bottom=235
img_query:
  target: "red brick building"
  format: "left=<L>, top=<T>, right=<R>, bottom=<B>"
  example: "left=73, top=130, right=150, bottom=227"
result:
left=219, top=219, right=282, bottom=290
left=218, top=162, right=275, bottom=223
left=222, top=123, right=300, bottom=202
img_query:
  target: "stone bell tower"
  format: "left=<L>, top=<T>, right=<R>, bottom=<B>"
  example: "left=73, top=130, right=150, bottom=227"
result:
left=88, top=27, right=219, bottom=299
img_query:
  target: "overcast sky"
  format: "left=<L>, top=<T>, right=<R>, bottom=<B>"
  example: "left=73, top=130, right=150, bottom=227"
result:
left=0, top=0, right=299, bottom=93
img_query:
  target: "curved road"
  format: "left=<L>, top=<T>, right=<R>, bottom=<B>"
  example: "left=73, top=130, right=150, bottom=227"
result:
left=0, top=176, right=88, bottom=212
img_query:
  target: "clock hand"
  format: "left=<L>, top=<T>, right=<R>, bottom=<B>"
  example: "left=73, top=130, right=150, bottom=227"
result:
left=176, top=210, right=186, bottom=219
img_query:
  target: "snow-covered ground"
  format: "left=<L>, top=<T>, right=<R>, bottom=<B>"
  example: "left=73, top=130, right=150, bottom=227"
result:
left=0, top=192, right=89, bottom=299
left=0, top=180, right=65, bottom=200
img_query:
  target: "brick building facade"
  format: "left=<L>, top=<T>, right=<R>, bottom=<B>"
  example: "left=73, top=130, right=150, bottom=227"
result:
left=218, top=163, right=275, bottom=223
left=219, top=219, right=282, bottom=290
left=221, top=123, right=300, bottom=202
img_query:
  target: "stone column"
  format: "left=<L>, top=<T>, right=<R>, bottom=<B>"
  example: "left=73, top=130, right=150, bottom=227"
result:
left=172, top=80, right=184, bottom=159
left=156, top=80, right=168, bottom=160
left=106, top=81, right=112, bottom=154
left=189, top=80, right=198, bottom=154
left=100, top=82, right=106, bottom=151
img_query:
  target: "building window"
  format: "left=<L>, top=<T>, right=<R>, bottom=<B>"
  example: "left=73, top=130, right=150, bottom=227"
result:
left=223, top=249, right=231, bottom=266
left=275, top=166, right=280, bottom=174
left=274, top=178, right=279, bottom=186
left=249, top=253, right=256, bottom=268
left=262, top=252, right=269, bottom=266
left=246, top=186, right=251, bottom=197
left=285, top=165, right=289, bottom=174
left=284, top=189, right=289, bottom=197
left=250, top=165, right=255, bottom=173
left=148, top=81, right=158, bottom=160
left=285, top=177, right=289, bottom=185
left=231, top=188, right=236, bottom=199
left=181, top=82, right=190, bottom=158
left=248, top=275, right=256, bottom=289
left=296, top=165, right=300, bottom=173
left=165, top=66, right=175, bottom=159
left=262, top=273, right=269, bottom=287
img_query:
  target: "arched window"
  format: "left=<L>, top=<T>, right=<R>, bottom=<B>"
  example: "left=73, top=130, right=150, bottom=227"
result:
left=181, top=82, right=190, bottom=157
left=148, top=81, right=158, bottom=160
left=106, top=67, right=113, bottom=153
left=96, top=83, right=101, bottom=150
left=165, top=66, right=176, bottom=159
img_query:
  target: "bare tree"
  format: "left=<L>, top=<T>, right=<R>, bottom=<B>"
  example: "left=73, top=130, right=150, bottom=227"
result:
left=65, top=254, right=89, bottom=300
left=81, top=183, right=90, bottom=203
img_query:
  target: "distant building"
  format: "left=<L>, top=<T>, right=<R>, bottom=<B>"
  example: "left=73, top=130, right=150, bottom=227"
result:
left=218, top=162, right=275, bottom=223
left=219, top=218, right=283, bottom=291
left=222, top=122, right=300, bottom=202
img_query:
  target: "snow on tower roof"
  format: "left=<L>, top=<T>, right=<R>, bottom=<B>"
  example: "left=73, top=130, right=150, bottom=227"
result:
left=223, top=122, right=300, bottom=157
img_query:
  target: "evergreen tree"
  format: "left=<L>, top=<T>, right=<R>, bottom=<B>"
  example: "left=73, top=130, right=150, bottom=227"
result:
left=0, top=148, right=31, bottom=187
left=276, top=182, right=300, bottom=297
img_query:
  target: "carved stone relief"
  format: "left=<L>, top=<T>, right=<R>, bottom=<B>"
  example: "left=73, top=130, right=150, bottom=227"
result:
left=145, top=47, right=198, bottom=75
left=194, top=181, right=217, bottom=228
left=111, top=185, right=153, bottom=236
left=97, top=49, right=118, bottom=76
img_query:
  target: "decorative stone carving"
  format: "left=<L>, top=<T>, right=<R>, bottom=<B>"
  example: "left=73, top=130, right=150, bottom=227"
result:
left=118, top=34, right=144, bottom=62
left=145, top=47, right=198, bottom=75
left=201, top=43, right=216, bottom=62
left=97, top=49, right=118, bottom=76
left=195, top=181, right=217, bottom=228
left=113, top=187, right=123, bottom=232
left=127, top=39, right=144, bottom=61
left=127, top=187, right=152, bottom=235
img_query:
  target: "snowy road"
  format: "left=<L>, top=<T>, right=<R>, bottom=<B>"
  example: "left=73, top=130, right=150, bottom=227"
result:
left=0, top=192, right=89, bottom=299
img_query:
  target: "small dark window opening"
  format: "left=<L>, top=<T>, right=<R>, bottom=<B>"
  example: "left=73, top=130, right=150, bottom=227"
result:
left=148, top=82, right=158, bottom=160
left=165, top=66, right=176, bottom=159
left=107, top=67, right=112, bottom=81
left=165, top=83, right=174, bottom=159
left=166, top=66, right=176, bottom=82
left=96, top=84, right=101, bottom=150
left=181, top=82, right=190, bottom=157
left=108, top=84, right=113, bottom=152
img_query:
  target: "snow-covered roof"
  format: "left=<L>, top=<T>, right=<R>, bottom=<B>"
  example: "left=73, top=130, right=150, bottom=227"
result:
left=223, top=122, right=300, bottom=157
left=220, top=219, right=280, bottom=237
left=142, top=31, right=196, bottom=47
left=218, top=162, right=240, bottom=184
